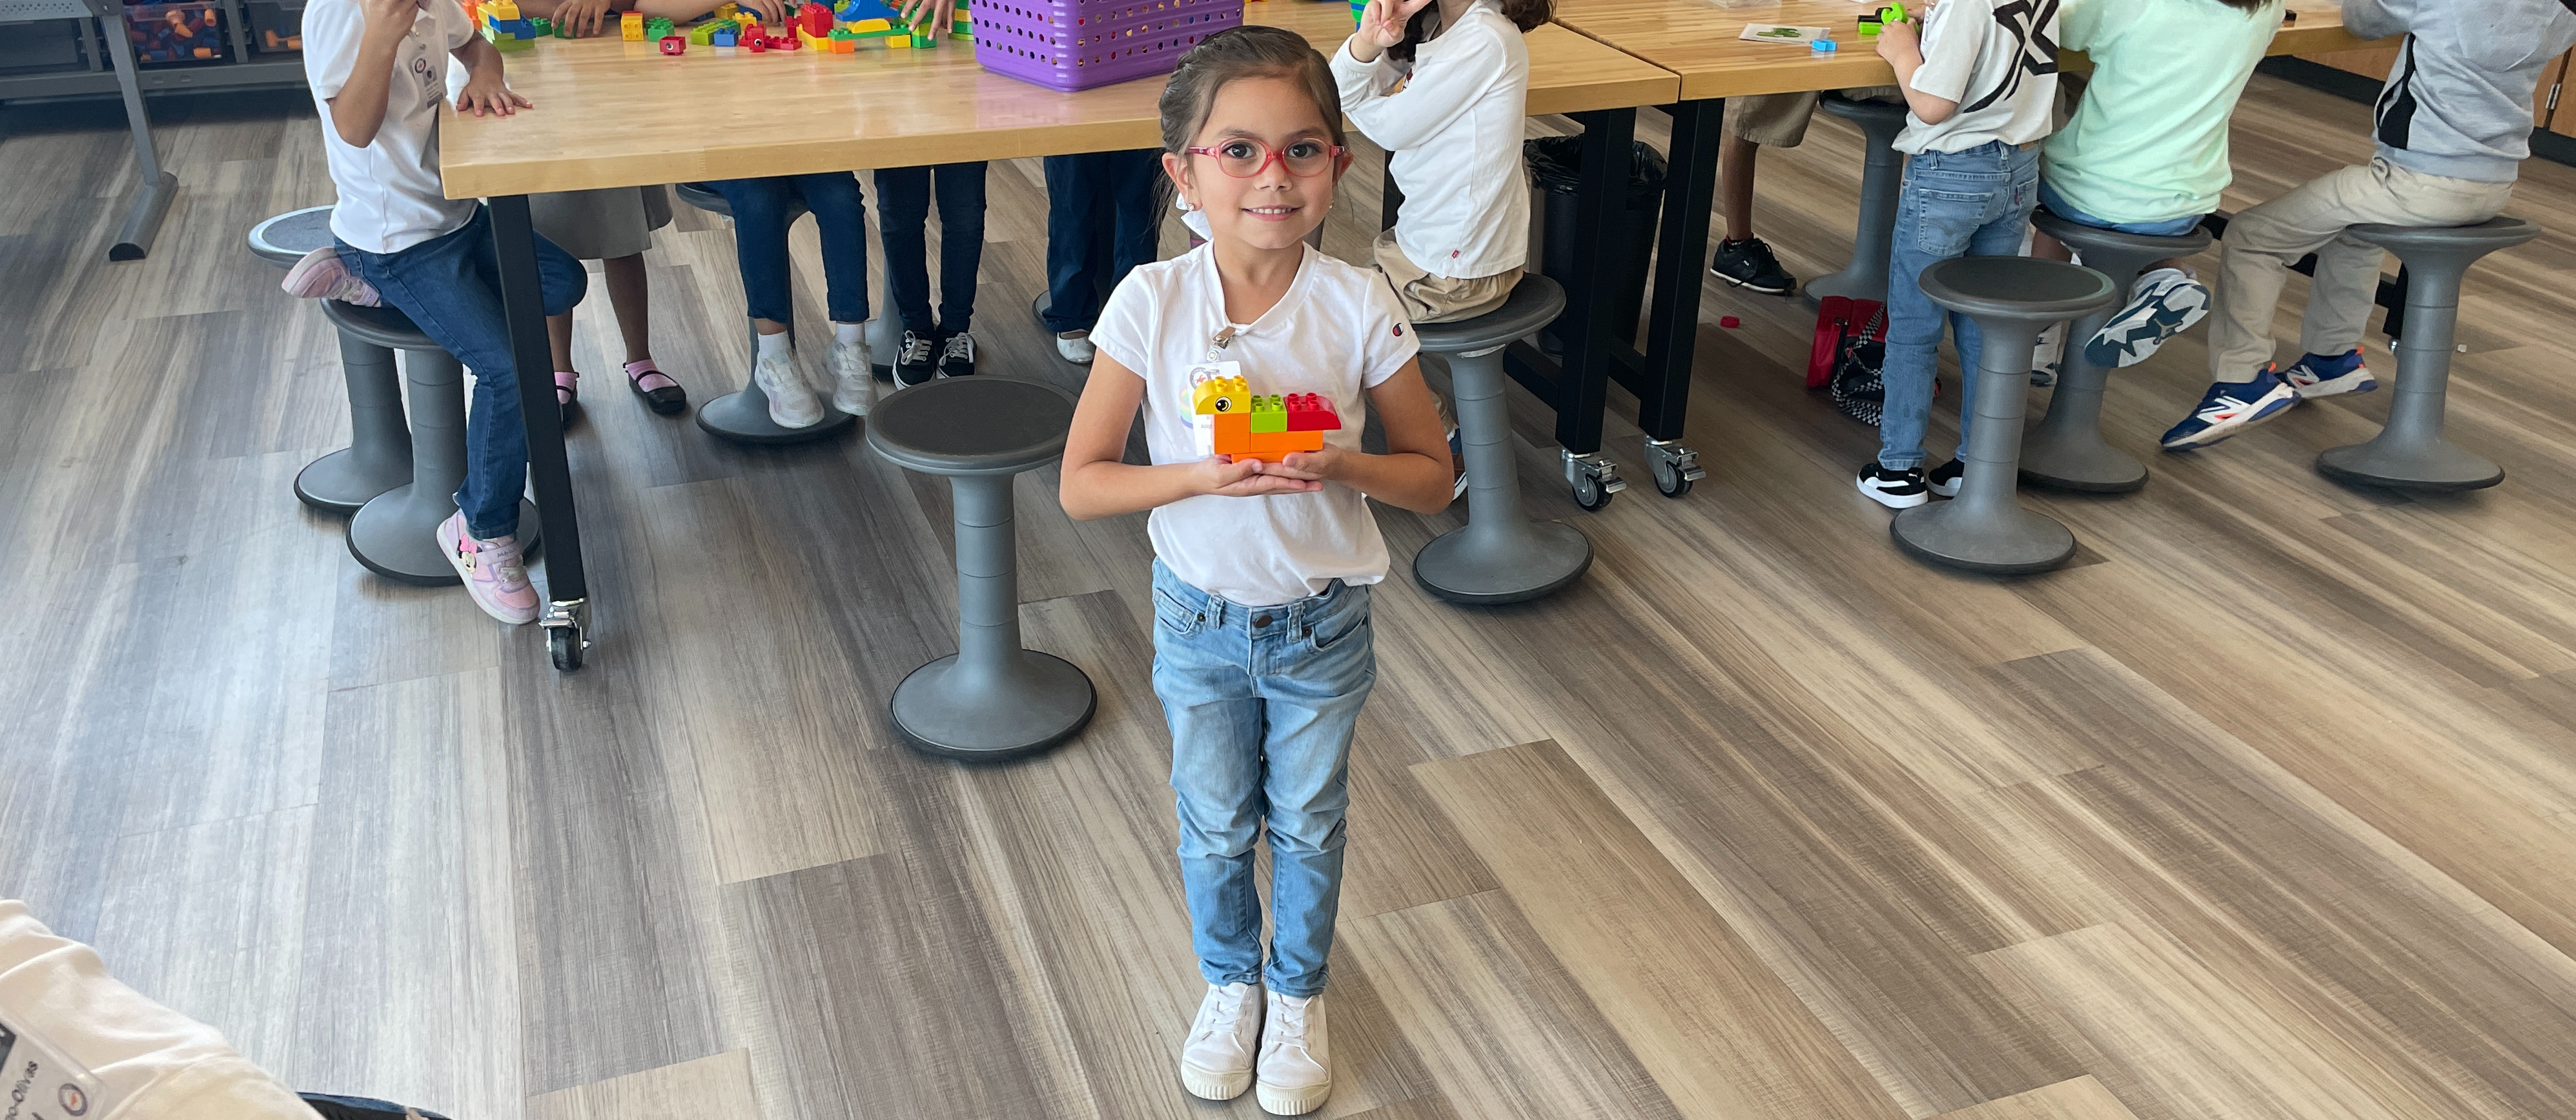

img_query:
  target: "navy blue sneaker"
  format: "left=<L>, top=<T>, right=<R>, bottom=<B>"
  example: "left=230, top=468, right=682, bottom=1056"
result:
left=2160, top=367, right=2299, bottom=451
left=2279, top=347, right=2375, bottom=398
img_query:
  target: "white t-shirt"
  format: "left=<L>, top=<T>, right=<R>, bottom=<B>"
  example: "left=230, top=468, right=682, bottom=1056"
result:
left=305, top=0, right=479, bottom=254
left=1090, top=243, right=1421, bottom=607
left=1332, top=0, right=1531, bottom=280
left=1892, top=0, right=2062, bottom=156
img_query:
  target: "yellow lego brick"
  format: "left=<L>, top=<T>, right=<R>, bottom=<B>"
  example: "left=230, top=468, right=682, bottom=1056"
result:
left=485, top=0, right=516, bottom=19
left=884, top=32, right=908, bottom=46
left=844, top=17, right=888, bottom=30
left=621, top=10, right=642, bottom=37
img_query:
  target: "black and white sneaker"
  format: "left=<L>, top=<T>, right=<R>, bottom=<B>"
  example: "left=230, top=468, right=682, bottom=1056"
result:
left=937, top=331, right=977, bottom=378
left=1927, top=458, right=1963, bottom=498
left=1709, top=237, right=1796, bottom=295
left=894, top=331, right=937, bottom=388
left=1857, top=462, right=1929, bottom=508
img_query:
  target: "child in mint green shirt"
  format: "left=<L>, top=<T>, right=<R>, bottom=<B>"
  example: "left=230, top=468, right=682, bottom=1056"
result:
left=2036, top=0, right=2281, bottom=371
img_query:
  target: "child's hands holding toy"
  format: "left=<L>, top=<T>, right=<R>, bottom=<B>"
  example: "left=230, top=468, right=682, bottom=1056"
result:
left=1872, top=4, right=1918, bottom=62
left=1253, top=445, right=1348, bottom=487
left=1349, top=0, right=1434, bottom=61
left=1191, top=456, right=1325, bottom=498
left=553, top=0, right=613, bottom=36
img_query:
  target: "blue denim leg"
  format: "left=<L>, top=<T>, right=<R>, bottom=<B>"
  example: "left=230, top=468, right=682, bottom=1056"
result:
left=1152, top=561, right=1374, bottom=999
left=1879, top=143, right=2041, bottom=471
left=874, top=163, right=987, bottom=335
left=2037, top=179, right=2207, bottom=238
left=1041, top=149, right=1161, bottom=333
left=336, top=205, right=586, bottom=540
left=710, top=174, right=870, bottom=325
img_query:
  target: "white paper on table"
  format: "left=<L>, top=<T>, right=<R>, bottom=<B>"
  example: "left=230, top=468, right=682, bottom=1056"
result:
left=1739, top=23, right=1832, bottom=43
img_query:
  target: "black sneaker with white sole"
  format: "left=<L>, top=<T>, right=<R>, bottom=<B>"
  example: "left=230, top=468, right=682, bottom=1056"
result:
left=937, top=331, right=977, bottom=378
left=1857, top=462, right=1929, bottom=508
left=1927, top=458, right=1963, bottom=498
left=1710, top=237, right=1796, bottom=295
left=894, top=331, right=937, bottom=388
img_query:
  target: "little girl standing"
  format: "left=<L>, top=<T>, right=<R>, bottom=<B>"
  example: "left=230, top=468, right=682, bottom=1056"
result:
left=1057, top=26, right=1453, bottom=1117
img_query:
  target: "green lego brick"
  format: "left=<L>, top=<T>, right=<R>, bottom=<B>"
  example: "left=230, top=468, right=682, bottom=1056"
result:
left=526, top=15, right=549, bottom=34
left=646, top=15, right=673, bottom=35
left=1248, top=396, right=1287, bottom=434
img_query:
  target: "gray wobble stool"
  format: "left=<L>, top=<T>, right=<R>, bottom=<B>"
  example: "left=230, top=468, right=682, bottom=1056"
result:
left=1891, top=257, right=2117, bottom=575
left=671, top=181, right=861, bottom=445
left=1803, top=97, right=1909, bottom=305
left=2019, top=211, right=2213, bottom=493
left=867, top=376, right=1094, bottom=759
left=2316, top=217, right=2538, bottom=492
left=329, top=300, right=540, bottom=585
left=1413, top=276, right=1593, bottom=605
left=249, top=206, right=414, bottom=514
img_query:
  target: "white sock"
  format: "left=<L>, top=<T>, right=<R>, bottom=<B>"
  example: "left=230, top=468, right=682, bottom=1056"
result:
left=833, top=321, right=863, bottom=345
left=756, top=331, right=790, bottom=359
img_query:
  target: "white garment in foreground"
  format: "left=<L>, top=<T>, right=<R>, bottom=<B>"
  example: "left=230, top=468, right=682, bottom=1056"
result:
left=1331, top=0, right=1531, bottom=280
left=0, top=901, right=317, bottom=1120
left=1893, top=0, right=2061, bottom=156
left=304, top=0, right=478, bottom=254
left=1090, top=243, right=1420, bottom=607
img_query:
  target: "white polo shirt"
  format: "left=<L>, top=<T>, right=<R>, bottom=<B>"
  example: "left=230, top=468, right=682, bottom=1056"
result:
left=1090, top=243, right=1420, bottom=607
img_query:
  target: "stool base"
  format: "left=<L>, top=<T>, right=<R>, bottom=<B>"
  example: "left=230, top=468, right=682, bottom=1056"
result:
left=2316, top=440, right=2502, bottom=493
left=2018, top=441, right=2148, bottom=494
left=696, top=387, right=856, bottom=445
left=349, top=491, right=541, bottom=586
left=891, top=650, right=1096, bottom=760
left=1414, top=519, right=1593, bottom=605
left=296, top=447, right=413, bottom=514
left=1890, top=502, right=2076, bottom=576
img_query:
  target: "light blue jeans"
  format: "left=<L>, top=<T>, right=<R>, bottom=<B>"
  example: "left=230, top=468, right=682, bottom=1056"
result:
left=2037, top=179, right=2207, bottom=238
left=1150, top=560, right=1375, bottom=999
left=1879, top=141, right=2041, bottom=471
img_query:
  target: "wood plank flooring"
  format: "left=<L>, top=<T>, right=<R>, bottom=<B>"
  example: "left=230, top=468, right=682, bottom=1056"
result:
left=6, top=76, right=2576, bottom=1120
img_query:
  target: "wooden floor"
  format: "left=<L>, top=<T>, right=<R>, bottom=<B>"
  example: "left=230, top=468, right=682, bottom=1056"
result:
left=7, top=75, right=2576, bottom=1120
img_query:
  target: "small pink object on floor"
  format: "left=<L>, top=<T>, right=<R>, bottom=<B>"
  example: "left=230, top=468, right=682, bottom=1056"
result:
left=1719, top=315, right=1741, bottom=328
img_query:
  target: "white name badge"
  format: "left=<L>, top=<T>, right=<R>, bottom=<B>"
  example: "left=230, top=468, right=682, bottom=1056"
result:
left=0, top=1017, right=109, bottom=1120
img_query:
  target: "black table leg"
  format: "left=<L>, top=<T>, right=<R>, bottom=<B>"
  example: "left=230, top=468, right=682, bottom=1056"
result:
left=1631, top=97, right=1721, bottom=499
left=489, top=194, right=591, bottom=671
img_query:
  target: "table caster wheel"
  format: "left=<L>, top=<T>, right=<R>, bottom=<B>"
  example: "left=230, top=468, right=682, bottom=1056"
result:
left=1563, top=451, right=1624, bottom=512
left=549, top=626, right=584, bottom=671
left=1574, top=472, right=1615, bottom=510
left=1645, top=438, right=1703, bottom=499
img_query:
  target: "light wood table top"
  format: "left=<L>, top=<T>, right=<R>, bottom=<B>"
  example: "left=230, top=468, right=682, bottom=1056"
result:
left=440, top=0, right=1677, bottom=198
left=1551, top=0, right=2393, bottom=102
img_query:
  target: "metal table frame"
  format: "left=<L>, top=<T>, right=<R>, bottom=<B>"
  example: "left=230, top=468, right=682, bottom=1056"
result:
left=1, top=0, right=179, bottom=259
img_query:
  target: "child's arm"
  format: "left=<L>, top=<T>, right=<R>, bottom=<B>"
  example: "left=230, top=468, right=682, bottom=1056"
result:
left=2338, top=0, right=2403, bottom=43
left=1873, top=18, right=1958, bottom=125
left=323, top=0, right=424, bottom=147
left=1261, top=361, right=1455, bottom=515
left=450, top=35, right=531, bottom=116
left=1059, top=356, right=1327, bottom=521
left=1334, top=6, right=1509, bottom=152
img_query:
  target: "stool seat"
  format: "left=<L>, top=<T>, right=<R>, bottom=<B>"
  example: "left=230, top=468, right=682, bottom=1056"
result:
left=322, top=299, right=439, bottom=351
left=1817, top=96, right=1906, bottom=124
left=1415, top=276, right=1566, bottom=355
left=2350, top=216, right=2539, bottom=256
left=868, top=378, right=1077, bottom=476
left=2030, top=210, right=2213, bottom=260
left=1919, top=257, right=2121, bottom=323
left=248, top=205, right=335, bottom=269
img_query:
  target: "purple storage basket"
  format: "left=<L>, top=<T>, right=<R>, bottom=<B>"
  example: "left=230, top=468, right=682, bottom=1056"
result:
left=973, top=0, right=1243, bottom=92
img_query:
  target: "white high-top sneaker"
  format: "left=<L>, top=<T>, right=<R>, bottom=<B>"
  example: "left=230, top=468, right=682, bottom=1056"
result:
left=1179, top=982, right=1262, bottom=1101
left=1256, top=990, right=1330, bottom=1115
left=753, top=349, right=823, bottom=429
left=828, top=340, right=874, bottom=416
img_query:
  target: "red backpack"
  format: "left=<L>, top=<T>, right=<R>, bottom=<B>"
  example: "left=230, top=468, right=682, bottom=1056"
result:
left=1808, top=296, right=1885, bottom=389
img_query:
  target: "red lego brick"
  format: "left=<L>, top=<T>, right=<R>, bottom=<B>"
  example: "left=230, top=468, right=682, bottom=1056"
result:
left=1282, top=392, right=1341, bottom=433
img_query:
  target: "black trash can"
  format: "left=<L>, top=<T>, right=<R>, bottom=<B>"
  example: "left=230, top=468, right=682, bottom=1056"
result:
left=1526, top=136, right=1667, bottom=350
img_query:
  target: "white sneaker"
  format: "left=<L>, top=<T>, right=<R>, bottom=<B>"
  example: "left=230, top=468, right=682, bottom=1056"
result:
left=1179, top=982, right=1262, bottom=1102
left=1056, top=331, right=1096, bottom=364
left=2030, top=320, right=2064, bottom=387
left=2086, top=268, right=2209, bottom=370
left=1255, top=991, right=1330, bottom=1115
left=753, top=349, right=824, bottom=429
left=828, top=340, right=873, bottom=416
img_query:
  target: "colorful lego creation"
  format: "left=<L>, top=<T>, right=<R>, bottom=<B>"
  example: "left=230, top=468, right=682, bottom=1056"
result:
left=622, top=10, right=644, bottom=38
left=1192, top=378, right=1342, bottom=462
left=477, top=0, right=540, bottom=48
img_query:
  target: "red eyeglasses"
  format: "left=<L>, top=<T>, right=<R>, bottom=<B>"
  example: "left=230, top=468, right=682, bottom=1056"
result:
left=1185, top=137, right=1347, bottom=178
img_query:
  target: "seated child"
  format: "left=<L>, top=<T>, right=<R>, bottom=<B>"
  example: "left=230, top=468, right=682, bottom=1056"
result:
left=290, top=0, right=588, bottom=624
left=706, top=172, right=875, bottom=427
left=1859, top=0, right=2062, bottom=509
left=1057, top=26, right=1454, bottom=1116
left=2161, top=0, right=2576, bottom=451
left=2030, top=0, right=2280, bottom=374
left=1708, top=87, right=1903, bottom=296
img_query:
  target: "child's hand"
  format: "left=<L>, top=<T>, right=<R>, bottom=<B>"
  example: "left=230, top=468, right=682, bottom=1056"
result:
left=358, top=0, right=416, bottom=37
left=897, top=0, right=949, bottom=34
left=1258, top=446, right=1346, bottom=485
left=735, top=0, right=786, bottom=26
left=455, top=68, right=533, bottom=116
left=554, top=0, right=612, bottom=36
left=1874, top=17, right=1917, bottom=63
left=1350, top=0, right=1432, bottom=57
left=1192, top=456, right=1324, bottom=498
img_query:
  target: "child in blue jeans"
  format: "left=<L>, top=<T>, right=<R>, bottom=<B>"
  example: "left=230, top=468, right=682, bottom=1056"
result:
left=294, top=0, right=586, bottom=624
left=1057, top=26, right=1453, bottom=1117
left=1859, top=0, right=2061, bottom=509
left=706, top=173, right=874, bottom=427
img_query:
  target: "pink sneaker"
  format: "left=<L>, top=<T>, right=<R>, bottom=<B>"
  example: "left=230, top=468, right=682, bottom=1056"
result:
left=437, top=513, right=538, bottom=625
left=282, top=246, right=382, bottom=306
